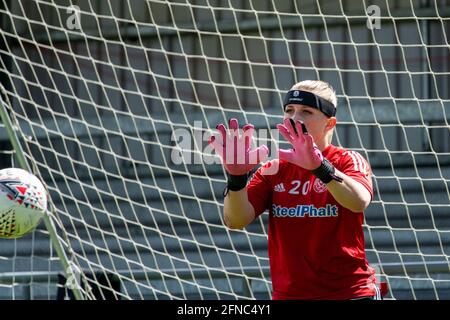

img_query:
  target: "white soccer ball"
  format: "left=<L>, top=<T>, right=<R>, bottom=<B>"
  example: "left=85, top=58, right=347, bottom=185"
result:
left=0, top=168, right=47, bottom=238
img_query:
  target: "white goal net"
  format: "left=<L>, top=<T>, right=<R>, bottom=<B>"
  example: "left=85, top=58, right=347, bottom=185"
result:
left=0, top=0, right=449, bottom=300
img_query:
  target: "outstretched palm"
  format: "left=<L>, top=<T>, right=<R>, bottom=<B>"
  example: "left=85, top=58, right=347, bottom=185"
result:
left=209, top=118, right=269, bottom=175
left=276, top=118, right=323, bottom=170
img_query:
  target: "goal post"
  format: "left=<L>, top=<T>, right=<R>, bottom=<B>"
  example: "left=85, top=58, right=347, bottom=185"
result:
left=0, top=89, right=85, bottom=300
left=0, top=0, right=449, bottom=299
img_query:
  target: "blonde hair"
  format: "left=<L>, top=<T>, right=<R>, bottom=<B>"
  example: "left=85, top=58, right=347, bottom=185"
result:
left=290, top=80, right=337, bottom=108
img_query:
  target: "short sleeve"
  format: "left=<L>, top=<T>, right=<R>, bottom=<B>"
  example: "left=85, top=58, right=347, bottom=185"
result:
left=247, top=161, right=274, bottom=218
left=338, top=151, right=374, bottom=199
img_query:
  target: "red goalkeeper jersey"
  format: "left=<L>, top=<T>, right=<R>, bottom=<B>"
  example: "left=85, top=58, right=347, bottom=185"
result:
left=247, top=144, right=377, bottom=300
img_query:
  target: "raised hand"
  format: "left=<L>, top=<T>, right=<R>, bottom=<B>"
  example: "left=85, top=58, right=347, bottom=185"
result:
left=276, top=118, right=323, bottom=170
left=209, top=118, right=269, bottom=176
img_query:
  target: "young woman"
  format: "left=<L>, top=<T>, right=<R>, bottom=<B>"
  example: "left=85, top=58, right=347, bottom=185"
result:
left=209, top=80, right=383, bottom=300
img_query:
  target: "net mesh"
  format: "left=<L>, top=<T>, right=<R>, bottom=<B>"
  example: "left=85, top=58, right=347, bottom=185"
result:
left=0, top=0, right=449, bottom=299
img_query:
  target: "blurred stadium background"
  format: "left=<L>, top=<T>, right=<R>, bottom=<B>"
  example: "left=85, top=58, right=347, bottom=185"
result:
left=0, top=0, right=449, bottom=299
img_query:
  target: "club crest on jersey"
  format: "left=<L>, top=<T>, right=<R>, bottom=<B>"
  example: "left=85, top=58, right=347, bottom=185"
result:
left=313, top=178, right=327, bottom=193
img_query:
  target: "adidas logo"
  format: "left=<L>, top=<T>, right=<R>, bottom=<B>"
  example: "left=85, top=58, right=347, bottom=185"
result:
left=274, top=183, right=285, bottom=192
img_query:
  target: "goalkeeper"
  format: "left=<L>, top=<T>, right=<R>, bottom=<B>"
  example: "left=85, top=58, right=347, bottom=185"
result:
left=209, top=80, right=384, bottom=300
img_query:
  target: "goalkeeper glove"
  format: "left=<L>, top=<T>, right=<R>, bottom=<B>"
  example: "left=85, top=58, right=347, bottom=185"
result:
left=277, top=118, right=343, bottom=184
left=209, top=118, right=269, bottom=192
